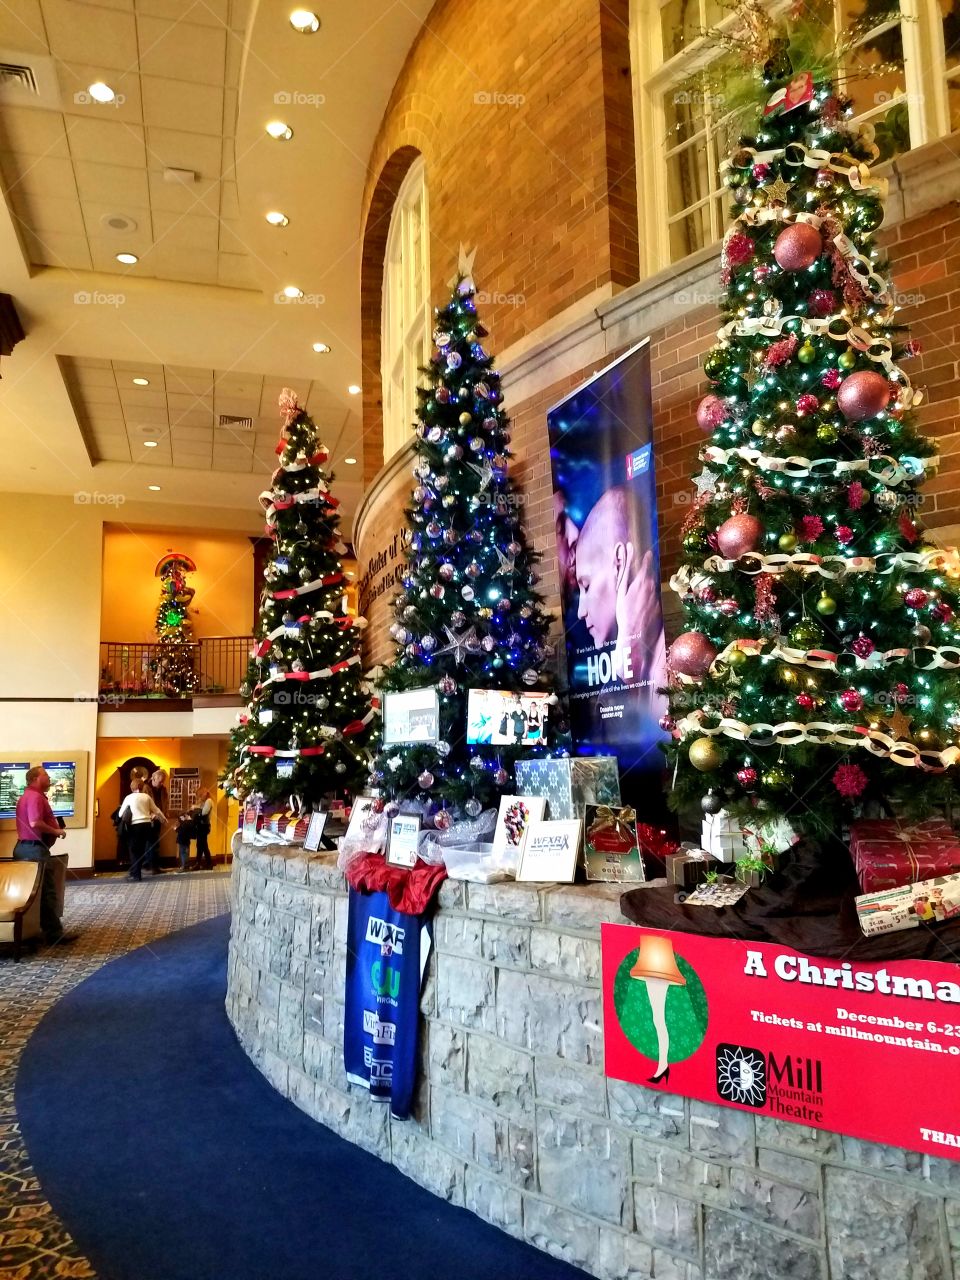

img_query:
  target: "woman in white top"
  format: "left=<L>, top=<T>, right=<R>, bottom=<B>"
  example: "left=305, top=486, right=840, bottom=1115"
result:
left=120, top=780, right=166, bottom=881
left=194, top=788, right=214, bottom=869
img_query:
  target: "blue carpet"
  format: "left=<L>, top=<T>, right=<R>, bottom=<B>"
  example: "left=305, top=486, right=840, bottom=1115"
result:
left=16, top=914, right=586, bottom=1280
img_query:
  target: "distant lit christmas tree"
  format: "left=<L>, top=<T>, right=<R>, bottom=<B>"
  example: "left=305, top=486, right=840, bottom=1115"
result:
left=153, top=551, right=198, bottom=696
left=664, top=4, right=960, bottom=835
left=370, top=277, right=554, bottom=814
left=223, top=389, right=376, bottom=808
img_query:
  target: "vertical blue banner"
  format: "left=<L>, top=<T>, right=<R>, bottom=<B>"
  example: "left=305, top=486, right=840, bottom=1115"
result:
left=547, top=340, right=667, bottom=780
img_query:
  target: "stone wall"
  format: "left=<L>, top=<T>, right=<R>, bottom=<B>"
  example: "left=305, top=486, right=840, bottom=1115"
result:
left=227, top=843, right=960, bottom=1280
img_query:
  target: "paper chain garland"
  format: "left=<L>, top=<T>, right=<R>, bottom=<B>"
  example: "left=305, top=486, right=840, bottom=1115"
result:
left=702, top=443, right=934, bottom=488
left=677, top=709, right=960, bottom=773
left=671, top=548, right=959, bottom=591
left=719, top=138, right=886, bottom=196
left=710, top=636, right=960, bottom=675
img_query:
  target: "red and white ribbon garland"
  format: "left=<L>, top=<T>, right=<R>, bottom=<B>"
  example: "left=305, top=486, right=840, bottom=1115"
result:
left=266, top=573, right=344, bottom=601
left=252, top=612, right=366, bottom=656
left=255, top=655, right=362, bottom=690
left=239, top=704, right=380, bottom=763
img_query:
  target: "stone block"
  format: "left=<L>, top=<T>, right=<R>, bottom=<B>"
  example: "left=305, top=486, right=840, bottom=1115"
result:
left=690, top=1100, right=755, bottom=1163
left=597, top=1228, right=654, bottom=1280
left=274, top=885, right=312, bottom=919
left=436, top=879, right=465, bottom=910
left=306, top=854, right=344, bottom=890
left=543, top=883, right=626, bottom=929
left=287, top=1067, right=316, bottom=1117
left=322, top=996, right=344, bottom=1044
left=285, top=855, right=310, bottom=884
left=926, top=1156, right=960, bottom=1194
left=755, top=1116, right=841, bottom=1158
left=635, top=1188, right=700, bottom=1256
left=839, top=1134, right=924, bottom=1176
left=312, top=1083, right=351, bottom=1137
left=255, top=1008, right=278, bottom=1050
left=261, top=1048, right=288, bottom=1095
left=253, top=901, right=271, bottom=932
left=312, top=895, right=336, bottom=960
left=257, top=970, right=281, bottom=1015
left=434, top=913, right=483, bottom=959
left=757, top=1147, right=821, bottom=1193
left=652, top=1250, right=703, bottom=1280
left=608, top=1079, right=688, bottom=1144
left=333, top=895, right=349, bottom=946
left=430, top=1084, right=493, bottom=1162
left=535, top=1055, right=608, bottom=1119
left=292, top=916, right=312, bottom=959
left=391, top=1121, right=465, bottom=1206
left=496, top=968, right=603, bottom=1064
left=522, top=1197, right=600, bottom=1274
left=538, top=1106, right=633, bottom=1227
left=464, top=1167, right=523, bottom=1239
left=343, top=1097, right=390, bottom=1158
left=467, top=880, right=543, bottom=920
left=481, top=920, right=531, bottom=968
left=425, top=1022, right=466, bottom=1092
left=466, top=1033, right=534, bottom=1116
left=529, top=928, right=602, bottom=984
left=303, top=1029, right=334, bottom=1083
left=270, top=853, right=288, bottom=879
left=704, top=1209, right=822, bottom=1280
left=825, top=1167, right=948, bottom=1280
left=656, top=1147, right=725, bottom=1195
left=726, top=1168, right=820, bottom=1238
left=436, top=954, right=497, bottom=1032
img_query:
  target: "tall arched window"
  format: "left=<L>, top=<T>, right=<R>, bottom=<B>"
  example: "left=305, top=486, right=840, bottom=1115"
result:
left=381, top=157, right=431, bottom=461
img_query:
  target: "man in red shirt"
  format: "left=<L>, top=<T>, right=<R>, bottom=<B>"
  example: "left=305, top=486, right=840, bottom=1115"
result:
left=14, top=766, right=69, bottom=944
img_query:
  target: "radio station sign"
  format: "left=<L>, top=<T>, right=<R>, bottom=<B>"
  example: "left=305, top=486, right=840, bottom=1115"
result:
left=602, top=924, right=960, bottom=1159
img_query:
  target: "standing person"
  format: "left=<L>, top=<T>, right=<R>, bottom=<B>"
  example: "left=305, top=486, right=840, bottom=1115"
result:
left=119, top=780, right=166, bottom=881
left=143, top=768, right=167, bottom=875
left=13, top=766, right=70, bottom=945
left=175, top=811, right=195, bottom=873
left=194, top=788, right=214, bottom=870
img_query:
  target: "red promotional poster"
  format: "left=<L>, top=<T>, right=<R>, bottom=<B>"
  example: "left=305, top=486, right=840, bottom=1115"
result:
left=601, top=924, right=960, bottom=1160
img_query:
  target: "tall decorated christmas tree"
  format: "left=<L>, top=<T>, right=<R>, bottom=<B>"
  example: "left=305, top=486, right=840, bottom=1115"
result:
left=665, top=6, right=960, bottom=837
left=153, top=551, right=198, bottom=695
left=371, top=277, right=554, bottom=814
left=223, top=389, right=377, bottom=807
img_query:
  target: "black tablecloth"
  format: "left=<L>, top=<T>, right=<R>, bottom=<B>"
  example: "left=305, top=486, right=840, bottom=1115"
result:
left=620, top=839, right=960, bottom=962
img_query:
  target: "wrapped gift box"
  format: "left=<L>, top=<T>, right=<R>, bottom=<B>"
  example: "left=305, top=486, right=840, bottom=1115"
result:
left=666, top=847, right=712, bottom=889
left=856, top=870, right=960, bottom=936
left=515, top=756, right=620, bottom=821
left=702, top=811, right=750, bottom=863
left=849, top=818, right=960, bottom=893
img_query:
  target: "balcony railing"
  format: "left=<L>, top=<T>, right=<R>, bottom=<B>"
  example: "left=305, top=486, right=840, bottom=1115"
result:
left=99, top=637, right=252, bottom=700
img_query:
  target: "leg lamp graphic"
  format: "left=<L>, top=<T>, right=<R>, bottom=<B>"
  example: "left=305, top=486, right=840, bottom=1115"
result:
left=630, top=935, right=686, bottom=1085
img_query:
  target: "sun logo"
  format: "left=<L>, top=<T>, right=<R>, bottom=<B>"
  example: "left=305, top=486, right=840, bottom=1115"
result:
left=716, top=1043, right=767, bottom=1108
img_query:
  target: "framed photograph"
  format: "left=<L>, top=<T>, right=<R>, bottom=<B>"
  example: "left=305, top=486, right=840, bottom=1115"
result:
left=241, top=803, right=260, bottom=843
left=382, top=687, right=440, bottom=745
left=584, top=804, right=645, bottom=882
left=491, top=794, right=546, bottom=869
left=303, top=811, right=329, bottom=852
left=466, top=689, right=550, bottom=746
left=517, top=818, right=582, bottom=883
left=0, top=762, right=30, bottom=819
left=385, top=813, right=422, bottom=869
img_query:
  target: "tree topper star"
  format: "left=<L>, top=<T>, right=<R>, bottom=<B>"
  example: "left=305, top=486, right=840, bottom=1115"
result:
left=436, top=625, right=479, bottom=664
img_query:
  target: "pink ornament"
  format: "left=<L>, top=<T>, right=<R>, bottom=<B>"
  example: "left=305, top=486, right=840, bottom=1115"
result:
left=835, top=525, right=854, bottom=545
left=807, top=288, right=837, bottom=318
left=696, top=394, right=727, bottom=432
left=839, top=689, right=864, bottom=713
left=773, top=223, right=822, bottom=271
left=716, top=513, right=763, bottom=559
left=934, top=602, right=954, bottom=623
left=904, top=587, right=928, bottom=609
left=697, top=585, right=719, bottom=604
left=833, top=763, right=869, bottom=798
left=894, top=682, right=909, bottom=703
left=821, top=368, right=842, bottom=390
left=796, top=393, right=819, bottom=416
left=418, top=770, right=435, bottom=789
left=851, top=634, right=875, bottom=658
left=752, top=163, right=771, bottom=181
left=837, top=370, right=891, bottom=421
left=753, top=264, right=773, bottom=283
left=659, top=713, right=676, bottom=733
left=798, top=515, right=824, bottom=543
left=764, top=335, right=798, bottom=368
left=847, top=481, right=866, bottom=510
left=719, top=598, right=739, bottom=617
left=736, top=766, right=757, bottom=789
left=725, top=231, right=755, bottom=267
left=668, top=631, right=717, bottom=678
left=796, top=692, right=815, bottom=710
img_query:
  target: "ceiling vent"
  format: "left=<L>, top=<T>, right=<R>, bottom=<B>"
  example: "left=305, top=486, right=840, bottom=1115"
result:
left=100, top=213, right=138, bottom=234
left=0, top=62, right=37, bottom=93
left=218, top=414, right=254, bottom=431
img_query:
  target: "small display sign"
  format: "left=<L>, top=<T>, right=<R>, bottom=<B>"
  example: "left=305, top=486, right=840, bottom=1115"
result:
left=517, top=818, right=582, bottom=883
left=382, top=688, right=440, bottom=745
left=584, top=804, right=645, bottom=882
left=386, top=813, right=422, bottom=869
left=303, top=811, right=329, bottom=852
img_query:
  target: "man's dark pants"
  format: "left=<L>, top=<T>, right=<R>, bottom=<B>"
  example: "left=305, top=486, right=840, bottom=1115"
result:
left=12, top=839, right=62, bottom=940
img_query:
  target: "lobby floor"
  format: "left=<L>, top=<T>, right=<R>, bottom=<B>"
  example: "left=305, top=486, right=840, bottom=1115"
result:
left=0, top=871, right=232, bottom=1280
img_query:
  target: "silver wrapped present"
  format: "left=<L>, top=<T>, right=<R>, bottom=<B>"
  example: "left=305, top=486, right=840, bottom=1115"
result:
left=514, top=756, right=621, bottom=820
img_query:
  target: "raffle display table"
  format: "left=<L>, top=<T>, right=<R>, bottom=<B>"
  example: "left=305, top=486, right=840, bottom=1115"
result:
left=227, top=843, right=960, bottom=1280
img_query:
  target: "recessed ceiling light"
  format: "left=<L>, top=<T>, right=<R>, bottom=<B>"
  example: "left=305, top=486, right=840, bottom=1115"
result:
left=282, top=285, right=303, bottom=298
left=116, top=252, right=138, bottom=264
left=289, top=9, right=320, bottom=33
left=266, top=120, right=293, bottom=141
left=148, top=484, right=161, bottom=491
left=347, top=384, right=361, bottom=395
left=132, top=376, right=149, bottom=386
left=265, top=211, right=289, bottom=227
left=143, top=440, right=158, bottom=448
left=344, top=456, right=357, bottom=464
left=312, top=342, right=331, bottom=353
left=88, top=81, right=116, bottom=104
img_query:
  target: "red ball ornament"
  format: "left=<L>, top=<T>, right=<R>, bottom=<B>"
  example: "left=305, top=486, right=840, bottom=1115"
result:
left=719, top=598, right=739, bottom=617
left=904, top=588, right=928, bottom=608
left=796, top=692, right=815, bottom=710
left=839, top=689, right=864, bottom=713
left=716, top=513, right=763, bottom=559
left=851, top=634, right=875, bottom=659
left=736, top=766, right=758, bottom=789
left=807, top=288, right=837, bottom=318
left=696, top=394, right=726, bottom=432
left=669, top=631, right=717, bottom=677
left=837, top=370, right=891, bottom=422
left=773, top=223, right=822, bottom=271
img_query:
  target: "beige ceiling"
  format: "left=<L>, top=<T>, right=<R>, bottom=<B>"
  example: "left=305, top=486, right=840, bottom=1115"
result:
left=61, top=356, right=355, bottom=473
left=0, top=0, right=434, bottom=524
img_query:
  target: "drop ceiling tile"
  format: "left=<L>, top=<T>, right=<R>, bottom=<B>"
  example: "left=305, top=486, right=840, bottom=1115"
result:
left=151, top=208, right=219, bottom=253
left=217, top=218, right=249, bottom=257
left=217, top=252, right=257, bottom=291
left=42, top=0, right=138, bottom=68
left=137, top=14, right=227, bottom=84
left=81, top=199, right=150, bottom=239
left=112, top=359, right=163, bottom=377
left=0, top=0, right=52, bottom=53
left=144, top=127, right=222, bottom=177
left=166, top=368, right=214, bottom=393
left=10, top=191, right=84, bottom=235
left=222, top=87, right=238, bottom=136
left=149, top=247, right=219, bottom=285
left=82, top=385, right=122, bottom=408
left=57, top=66, right=143, bottom=122
left=171, top=422, right=213, bottom=440
left=21, top=228, right=91, bottom=268
left=219, top=180, right=239, bottom=220
left=135, top=0, right=229, bottom=29
left=87, top=236, right=154, bottom=274
left=74, top=159, right=149, bottom=205
left=0, top=107, right=70, bottom=158
left=146, top=169, right=219, bottom=215
left=141, top=75, right=222, bottom=135
left=217, top=455, right=254, bottom=473
left=214, top=372, right=260, bottom=396
left=228, top=0, right=250, bottom=32
left=167, top=390, right=211, bottom=414
left=1, top=152, right=77, bottom=199
left=73, top=365, right=118, bottom=388
left=119, top=387, right=167, bottom=410
left=123, top=405, right=170, bottom=426
left=66, top=117, right=146, bottom=168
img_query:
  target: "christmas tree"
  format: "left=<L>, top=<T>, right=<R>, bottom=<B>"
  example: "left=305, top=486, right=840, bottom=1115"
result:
left=153, top=552, right=198, bottom=695
left=664, top=7, right=960, bottom=837
left=223, top=389, right=376, bottom=807
left=371, top=277, right=554, bottom=814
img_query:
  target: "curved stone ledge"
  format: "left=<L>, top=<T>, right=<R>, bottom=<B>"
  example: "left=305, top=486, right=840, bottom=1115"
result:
left=227, top=843, right=960, bottom=1280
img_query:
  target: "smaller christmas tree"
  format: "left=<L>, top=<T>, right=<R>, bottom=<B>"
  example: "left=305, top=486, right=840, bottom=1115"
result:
left=153, top=552, right=198, bottom=696
left=371, top=277, right=554, bottom=815
left=223, top=389, right=377, bottom=808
